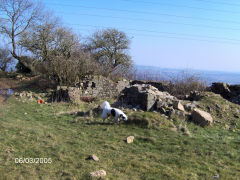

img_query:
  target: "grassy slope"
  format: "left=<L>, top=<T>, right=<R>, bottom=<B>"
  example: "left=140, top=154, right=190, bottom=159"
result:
left=0, top=95, right=240, bottom=179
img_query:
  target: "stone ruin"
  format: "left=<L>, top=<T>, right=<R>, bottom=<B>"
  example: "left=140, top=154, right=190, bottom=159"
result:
left=50, top=76, right=129, bottom=103
left=211, top=82, right=240, bottom=104
left=118, top=84, right=177, bottom=111
left=117, top=83, right=214, bottom=126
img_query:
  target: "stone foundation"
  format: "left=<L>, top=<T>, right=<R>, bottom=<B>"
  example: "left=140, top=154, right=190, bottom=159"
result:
left=50, top=76, right=129, bottom=103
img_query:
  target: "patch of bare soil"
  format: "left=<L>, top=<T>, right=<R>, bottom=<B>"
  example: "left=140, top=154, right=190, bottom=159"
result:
left=0, top=76, right=56, bottom=108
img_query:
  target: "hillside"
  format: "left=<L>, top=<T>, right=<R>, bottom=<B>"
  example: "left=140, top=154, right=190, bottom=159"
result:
left=0, top=77, right=240, bottom=179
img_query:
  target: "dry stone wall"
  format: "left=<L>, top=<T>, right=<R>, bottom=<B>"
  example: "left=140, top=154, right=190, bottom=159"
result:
left=50, top=76, right=129, bottom=103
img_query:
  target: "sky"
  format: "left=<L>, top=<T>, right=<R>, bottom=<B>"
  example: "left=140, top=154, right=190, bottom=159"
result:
left=23, top=0, right=240, bottom=72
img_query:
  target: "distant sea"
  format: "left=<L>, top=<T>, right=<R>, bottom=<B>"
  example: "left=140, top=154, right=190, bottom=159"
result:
left=135, top=65, right=240, bottom=85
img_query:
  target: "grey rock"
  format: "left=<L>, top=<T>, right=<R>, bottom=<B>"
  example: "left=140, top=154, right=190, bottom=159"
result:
left=90, top=170, right=106, bottom=177
left=213, top=174, right=219, bottom=179
left=173, top=101, right=185, bottom=111
left=191, top=108, right=213, bottom=126
left=126, top=136, right=134, bottom=143
left=215, top=104, right=221, bottom=109
left=89, top=154, right=99, bottom=162
left=118, top=84, right=177, bottom=111
left=184, top=103, right=196, bottom=111
left=187, top=91, right=204, bottom=101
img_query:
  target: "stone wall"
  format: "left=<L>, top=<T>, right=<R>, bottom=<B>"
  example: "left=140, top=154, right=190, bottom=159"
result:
left=130, top=80, right=169, bottom=92
left=50, top=76, right=129, bottom=103
left=210, top=82, right=240, bottom=104
left=76, top=76, right=129, bottom=98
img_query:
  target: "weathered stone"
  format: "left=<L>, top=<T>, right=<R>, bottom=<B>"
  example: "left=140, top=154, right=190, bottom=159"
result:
left=156, top=101, right=168, bottom=109
left=211, top=82, right=231, bottom=99
left=191, top=108, right=213, bottom=126
left=51, top=76, right=129, bottom=103
left=215, top=104, right=221, bottom=109
left=184, top=103, right=196, bottom=111
left=175, top=110, right=185, bottom=118
left=126, top=136, right=134, bottom=143
left=89, top=154, right=99, bottom=162
left=130, top=80, right=169, bottom=91
left=90, top=170, right=106, bottom=177
left=173, top=101, right=185, bottom=111
left=118, top=84, right=177, bottom=111
left=187, top=91, right=204, bottom=101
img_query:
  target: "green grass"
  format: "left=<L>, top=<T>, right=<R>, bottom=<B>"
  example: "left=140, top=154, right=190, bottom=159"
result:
left=0, top=95, right=240, bottom=179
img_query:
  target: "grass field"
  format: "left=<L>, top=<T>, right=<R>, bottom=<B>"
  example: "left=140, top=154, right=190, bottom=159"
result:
left=0, top=92, right=240, bottom=179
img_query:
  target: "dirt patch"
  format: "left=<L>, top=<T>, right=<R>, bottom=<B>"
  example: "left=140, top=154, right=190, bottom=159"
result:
left=0, top=78, right=20, bottom=89
left=0, top=76, right=56, bottom=108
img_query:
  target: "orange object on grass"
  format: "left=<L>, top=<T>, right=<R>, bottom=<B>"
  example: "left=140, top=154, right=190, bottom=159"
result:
left=38, top=99, right=44, bottom=104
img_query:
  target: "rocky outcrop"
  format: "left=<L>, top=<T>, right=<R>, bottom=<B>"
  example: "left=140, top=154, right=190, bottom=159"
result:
left=118, top=84, right=177, bottom=111
left=210, top=82, right=240, bottom=105
left=191, top=108, right=213, bottom=126
left=211, top=82, right=231, bottom=99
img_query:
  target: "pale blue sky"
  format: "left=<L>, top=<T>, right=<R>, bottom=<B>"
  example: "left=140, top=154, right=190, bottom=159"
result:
left=38, top=0, right=240, bottom=72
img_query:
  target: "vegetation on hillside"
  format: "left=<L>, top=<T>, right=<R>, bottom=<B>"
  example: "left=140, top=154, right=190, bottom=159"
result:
left=0, top=0, right=133, bottom=85
left=0, top=88, right=239, bottom=179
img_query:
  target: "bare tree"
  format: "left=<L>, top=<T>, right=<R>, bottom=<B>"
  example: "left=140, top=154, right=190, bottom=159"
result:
left=0, top=0, right=42, bottom=71
left=19, top=18, right=80, bottom=62
left=87, top=28, right=133, bottom=76
left=19, top=16, right=99, bottom=85
left=0, top=47, right=13, bottom=71
left=46, top=50, right=98, bottom=85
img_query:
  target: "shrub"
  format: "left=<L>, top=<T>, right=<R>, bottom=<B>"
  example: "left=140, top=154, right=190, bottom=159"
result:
left=133, top=70, right=206, bottom=98
left=167, top=71, right=206, bottom=98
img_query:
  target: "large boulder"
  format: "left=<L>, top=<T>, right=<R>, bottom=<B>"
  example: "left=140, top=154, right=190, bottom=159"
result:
left=210, top=82, right=240, bottom=105
left=211, top=82, right=231, bottom=99
left=118, top=84, right=177, bottom=111
left=191, top=108, right=213, bottom=126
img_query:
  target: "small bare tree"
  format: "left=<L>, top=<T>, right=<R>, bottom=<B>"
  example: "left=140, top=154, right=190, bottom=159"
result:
left=0, top=0, right=42, bottom=71
left=19, top=17, right=99, bottom=85
left=19, top=18, right=79, bottom=62
left=46, top=51, right=98, bottom=85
